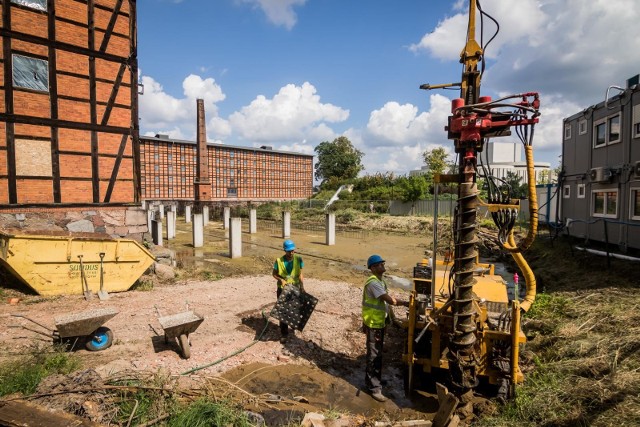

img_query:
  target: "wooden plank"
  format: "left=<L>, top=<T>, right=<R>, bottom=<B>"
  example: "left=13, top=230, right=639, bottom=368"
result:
left=98, top=0, right=123, bottom=53
left=432, top=392, right=459, bottom=427
left=48, top=0, right=62, bottom=203
left=103, top=133, right=129, bottom=202
left=0, top=400, right=104, bottom=427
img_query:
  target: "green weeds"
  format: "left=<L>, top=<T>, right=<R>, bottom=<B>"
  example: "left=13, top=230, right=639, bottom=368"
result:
left=0, top=345, right=80, bottom=396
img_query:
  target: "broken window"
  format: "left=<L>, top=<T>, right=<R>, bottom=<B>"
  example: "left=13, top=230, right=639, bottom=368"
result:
left=11, top=0, right=46, bottom=11
left=12, top=54, right=49, bottom=92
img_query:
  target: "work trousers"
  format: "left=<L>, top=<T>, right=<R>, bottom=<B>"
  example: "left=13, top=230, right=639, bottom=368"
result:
left=364, top=324, right=385, bottom=393
left=276, top=287, right=289, bottom=336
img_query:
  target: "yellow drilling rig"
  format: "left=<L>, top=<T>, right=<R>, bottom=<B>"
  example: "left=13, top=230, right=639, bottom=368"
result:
left=402, top=0, right=541, bottom=398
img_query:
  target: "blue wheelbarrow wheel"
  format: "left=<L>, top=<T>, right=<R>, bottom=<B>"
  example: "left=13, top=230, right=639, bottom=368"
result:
left=85, top=327, right=114, bottom=351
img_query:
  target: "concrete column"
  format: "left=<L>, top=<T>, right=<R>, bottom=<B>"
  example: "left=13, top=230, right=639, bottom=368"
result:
left=249, top=209, right=257, bottom=234
left=325, top=213, right=336, bottom=246
left=159, top=204, right=165, bottom=219
left=185, top=205, right=192, bottom=223
left=147, top=209, right=154, bottom=232
left=151, top=219, right=163, bottom=247
left=171, top=204, right=177, bottom=213
left=282, top=211, right=291, bottom=238
left=141, top=200, right=146, bottom=210
left=166, top=211, right=176, bottom=240
left=203, top=206, right=210, bottom=226
left=192, top=213, right=204, bottom=248
left=223, top=207, right=231, bottom=229
left=229, top=217, right=242, bottom=258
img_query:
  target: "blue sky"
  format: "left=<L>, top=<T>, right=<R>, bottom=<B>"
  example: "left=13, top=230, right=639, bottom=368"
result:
left=138, top=0, right=640, bottom=176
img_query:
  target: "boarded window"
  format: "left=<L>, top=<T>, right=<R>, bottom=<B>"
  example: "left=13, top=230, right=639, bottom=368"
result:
left=11, top=0, right=46, bottom=11
left=15, top=139, right=52, bottom=177
left=12, top=54, right=49, bottom=92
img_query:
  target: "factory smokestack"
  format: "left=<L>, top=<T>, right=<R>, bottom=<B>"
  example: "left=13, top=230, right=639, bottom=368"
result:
left=194, top=99, right=211, bottom=205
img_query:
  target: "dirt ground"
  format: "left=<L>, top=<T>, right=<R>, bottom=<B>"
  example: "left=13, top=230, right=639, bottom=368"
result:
left=1, top=216, right=469, bottom=422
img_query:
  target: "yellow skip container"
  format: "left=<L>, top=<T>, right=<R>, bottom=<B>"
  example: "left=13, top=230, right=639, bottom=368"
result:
left=0, top=229, right=155, bottom=296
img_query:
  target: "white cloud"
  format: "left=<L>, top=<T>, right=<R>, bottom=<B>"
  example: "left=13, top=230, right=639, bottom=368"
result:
left=366, top=95, right=450, bottom=146
left=412, top=0, right=640, bottom=108
left=138, top=74, right=228, bottom=141
left=238, top=0, right=307, bottom=30
left=228, top=82, right=349, bottom=143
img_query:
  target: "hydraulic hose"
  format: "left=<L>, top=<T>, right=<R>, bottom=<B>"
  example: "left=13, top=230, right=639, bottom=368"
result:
left=501, top=145, right=538, bottom=253
left=508, top=232, right=536, bottom=312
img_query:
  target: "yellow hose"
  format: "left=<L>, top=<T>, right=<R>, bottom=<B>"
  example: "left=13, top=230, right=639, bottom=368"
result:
left=508, top=231, right=536, bottom=312
left=502, top=145, right=538, bottom=253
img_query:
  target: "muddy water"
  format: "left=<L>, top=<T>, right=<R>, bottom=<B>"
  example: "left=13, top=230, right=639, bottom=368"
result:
left=165, top=218, right=437, bottom=287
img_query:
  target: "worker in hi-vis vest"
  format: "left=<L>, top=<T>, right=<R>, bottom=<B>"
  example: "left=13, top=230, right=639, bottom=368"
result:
left=272, top=239, right=304, bottom=343
left=362, top=254, right=408, bottom=402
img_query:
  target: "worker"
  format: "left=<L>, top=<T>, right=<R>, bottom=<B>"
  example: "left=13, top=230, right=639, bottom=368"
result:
left=272, top=239, right=304, bottom=343
left=362, top=254, right=408, bottom=402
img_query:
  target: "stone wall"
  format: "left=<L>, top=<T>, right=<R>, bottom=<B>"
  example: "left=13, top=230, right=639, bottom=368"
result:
left=0, top=206, right=149, bottom=241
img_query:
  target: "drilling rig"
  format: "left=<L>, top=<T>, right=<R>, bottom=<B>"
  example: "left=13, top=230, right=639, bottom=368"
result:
left=402, top=0, right=541, bottom=397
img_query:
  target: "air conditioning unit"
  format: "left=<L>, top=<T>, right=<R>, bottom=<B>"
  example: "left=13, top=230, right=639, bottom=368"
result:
left=589, top=167, right=612, bottom=183
left=634, top=161, right=640, bottom=178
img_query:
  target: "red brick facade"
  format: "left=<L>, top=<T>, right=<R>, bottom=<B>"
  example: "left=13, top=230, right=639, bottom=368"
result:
left=140, top=136, right=314, bottom=201
left=0, top=0, right=139, bottom=207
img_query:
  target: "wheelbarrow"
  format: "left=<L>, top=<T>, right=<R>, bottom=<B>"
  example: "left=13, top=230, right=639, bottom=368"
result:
left=12, top=307, right=119, bottom=351
left=156, top=306, right=204, bottom=359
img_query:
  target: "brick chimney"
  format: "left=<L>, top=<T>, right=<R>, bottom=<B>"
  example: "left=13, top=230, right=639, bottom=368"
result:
left=194, top=99, right=211, bottom=205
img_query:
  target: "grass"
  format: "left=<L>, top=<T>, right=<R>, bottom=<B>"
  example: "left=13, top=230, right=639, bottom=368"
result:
left=168, top=398, right=252, bottom=427
left=477, top=234, right=640, bottom=427
left=0, top=344, right=80, bottom=396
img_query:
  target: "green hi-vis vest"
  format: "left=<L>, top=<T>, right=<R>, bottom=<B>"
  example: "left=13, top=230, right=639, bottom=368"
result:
left=276, top=254, right=302, bottom=289
left=362, top=275, right=388, bottom=328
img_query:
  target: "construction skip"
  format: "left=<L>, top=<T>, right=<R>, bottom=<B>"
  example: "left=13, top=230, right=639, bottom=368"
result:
left=0, top=230, right=155, bottom=296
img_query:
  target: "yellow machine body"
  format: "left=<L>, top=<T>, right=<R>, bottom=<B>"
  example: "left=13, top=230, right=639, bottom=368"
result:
left=402, top=259, right=525, bottom=385
left=0, top=230, right=155, bottom=296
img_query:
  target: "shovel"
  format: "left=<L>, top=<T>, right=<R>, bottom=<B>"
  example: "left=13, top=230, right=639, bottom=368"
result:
left=97, top=252, right=109, bottom=300
left=78, top=255, right=93, bottom=301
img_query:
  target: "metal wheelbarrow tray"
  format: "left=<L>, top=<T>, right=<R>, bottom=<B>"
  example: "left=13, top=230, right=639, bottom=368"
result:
left=157, top=311, right=204, bottom=359
left=12, top=307, right=119, bottom=352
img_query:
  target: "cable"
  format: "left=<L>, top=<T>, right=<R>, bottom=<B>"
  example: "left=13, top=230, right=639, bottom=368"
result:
left=180, top=310, right=271, bottom=375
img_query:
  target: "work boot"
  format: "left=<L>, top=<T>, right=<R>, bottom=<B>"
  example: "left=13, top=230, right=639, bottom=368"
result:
left=371, top=391, right=387, bottom=402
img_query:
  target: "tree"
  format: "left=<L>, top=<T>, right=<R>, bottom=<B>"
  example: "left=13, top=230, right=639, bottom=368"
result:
left=502, top=171, right=528, bottom=199
left=314, top=137, right=364, bottom=185
left=397, top=175, right=428, bottom=214
left=422, top=147, right=451, bottom=176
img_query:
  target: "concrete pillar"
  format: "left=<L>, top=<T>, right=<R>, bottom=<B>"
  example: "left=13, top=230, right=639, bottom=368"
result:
left=159, top=204, right=165, bottom=219
left=203, top=205, right=210, bottom=226
left=223, top=207, right=231, bottom=229
left=229, top=217, right=242, bottom=258
left=192, top=213, right=204, bottom=248
left=325, top=213, right=336, bottom=246
left=282, top=211, right=291, bottom=238
left=249, top=209, right=257, bottom=234
left=166, top=211, right=176, bottom=240
left=171, top=204, right=177, bottom=213
left=141, top=200, right=146, bottom=210
left=151, top=219, right=163, bottom=246
left=147, top=209, right=154, bottom=232
left=185, top=205, right=192, bottom=223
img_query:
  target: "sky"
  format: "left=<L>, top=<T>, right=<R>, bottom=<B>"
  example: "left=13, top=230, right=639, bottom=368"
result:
left=137, top=0, right=640, bottom=178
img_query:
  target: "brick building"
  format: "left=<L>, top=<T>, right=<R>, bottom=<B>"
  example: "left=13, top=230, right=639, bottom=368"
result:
left=140, top=135, right=314, bottom=202
left=0, top=0, right=147, bottom=237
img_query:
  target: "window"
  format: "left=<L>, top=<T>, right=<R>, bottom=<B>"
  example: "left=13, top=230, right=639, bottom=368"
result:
left=631, top=188, right=640, bottom=220
left=579, top=120, right=587, bottom=135
left=577, top=184, right=585, bottom=199
left=12, top=54, right=49, bottom=92
left=563, top=185, right=570, bottom=198
left=608, top=115, right=621, bottom=144
left=592, top=189, right=618, bottom=218
left=564, top=123, right=571, bottom=140
left=633, top=104, right=640, bottom=138
left=11, top=0, right=46, bottom=11
left=594, top=121, right=606, bottom=147
left=593, top=114, right=621, bottom=148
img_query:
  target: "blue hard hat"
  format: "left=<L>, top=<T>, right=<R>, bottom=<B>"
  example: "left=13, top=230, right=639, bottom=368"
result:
left=283, top=239, right=296, bottom=251
left=367, top=254, right=385, bottom=268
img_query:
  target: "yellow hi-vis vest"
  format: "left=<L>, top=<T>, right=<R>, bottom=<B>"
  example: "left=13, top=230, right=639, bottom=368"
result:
left=362, top=275, right=388, bottom=328
left=276, top=254, right=302, bottom=289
